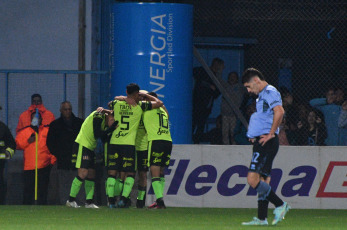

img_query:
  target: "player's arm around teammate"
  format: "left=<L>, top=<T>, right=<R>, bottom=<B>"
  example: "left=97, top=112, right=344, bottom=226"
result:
left=66, top=109, right=116, bottom=208
left=143, top=92, right=172, bottom=209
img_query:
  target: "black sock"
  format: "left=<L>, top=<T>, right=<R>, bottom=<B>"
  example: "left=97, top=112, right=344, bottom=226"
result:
left=108, top=197, right=115, bottom=204
left=258, top=200, right=269, bottom=220
left=69, top=196, right=76, bottom=202
left=156, top=197, right=164, bottom=206
left=266, top=190, right=284, bottom=207
left=86, top=199, right=93, bottom=205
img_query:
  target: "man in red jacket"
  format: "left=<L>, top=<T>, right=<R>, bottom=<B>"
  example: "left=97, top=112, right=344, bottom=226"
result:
left=16, top=94, right=55, bottom=135
left=16, top=111, right=56, bottom=205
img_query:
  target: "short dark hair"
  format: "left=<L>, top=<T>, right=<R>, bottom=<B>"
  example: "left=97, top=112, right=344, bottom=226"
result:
left=126, top=83, right=140, bottom=95
left=31, top=93, right=42, bottom=100
left=242, top=68, right=265, bottom=83
left=148, top=92, right=158, bottom=98
left=211, top=58, right=224, bottom=67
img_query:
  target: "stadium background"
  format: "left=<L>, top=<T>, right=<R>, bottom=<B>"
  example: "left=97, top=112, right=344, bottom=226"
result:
left=0, top=0, right=346, bottom=206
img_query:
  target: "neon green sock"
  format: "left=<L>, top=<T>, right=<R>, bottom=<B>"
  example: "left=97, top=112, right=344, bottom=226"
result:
left=115, top=178, right=124, bottom=196
left=137, top=186, right=146, bottom=200
left=122, top=177, right=135, bottom=198
left=70, top=177, right=83, bottom=198
left=85, top=179, right=95, bottom=200
left=160, top=177, right=165, bottom=194
left=106, top=177, right=116, bottom=198
left=152, top=178, right=163, bottom=199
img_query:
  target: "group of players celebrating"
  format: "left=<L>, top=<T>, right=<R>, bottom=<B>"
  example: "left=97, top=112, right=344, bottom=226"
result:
left=64, top=68, right=291, bottom=226
left=65, top=83, right=172, bottom=209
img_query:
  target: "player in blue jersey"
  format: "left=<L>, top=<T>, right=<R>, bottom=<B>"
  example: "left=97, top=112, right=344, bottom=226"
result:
left=241, top=68, right=290, bottom=226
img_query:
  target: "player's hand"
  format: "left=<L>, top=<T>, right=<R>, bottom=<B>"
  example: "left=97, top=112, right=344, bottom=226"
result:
left=125, top=97, right=137, bottom=107
left=5, top=150, right=12, bottom=159
left=259, top=133, right=275, bottom=146
left=114, top=95, right=125, bottom=100
left=28, top=133, right=35, bottom=144
left=96, top=107, right=105, bottom=113
left=248, top=138, right=255, bottom=143
left=342, top=100, right=347, bottom=111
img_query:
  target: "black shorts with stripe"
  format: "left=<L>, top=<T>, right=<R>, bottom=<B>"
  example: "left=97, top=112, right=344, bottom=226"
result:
left=73, top=142, right=95, bottom=169
left=249, top=134, right=279, bottom=177
left=148, top=140, right=172, bottom=167
left=107, top=144, right=136, bottom=172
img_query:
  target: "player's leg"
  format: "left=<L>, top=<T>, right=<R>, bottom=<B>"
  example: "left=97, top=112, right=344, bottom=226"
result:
left=260, top=136, right=290, bottom=225
left=136, top=150, right=148, bottom=208
left=105, top=144, right=120, bottom=208
left=114, top=172, right=124, bottom=201
left=136, top=171, right=147, bottom=208
left=243, top=136, right=290, bottom=225
left=258, top=176, right=270, bottom=222
left=242, top=172, right=269, bottom=225
left=106, top=170, right=117, bottom=207
left=84, top=166, right=99, bottom=208
left=158, top=140, right=172, bottom=206
left=67, top=144, right=89, bottom=208
left=117, top=145, right=136, bottom=208
left=148, top=140, right=171, bottom=209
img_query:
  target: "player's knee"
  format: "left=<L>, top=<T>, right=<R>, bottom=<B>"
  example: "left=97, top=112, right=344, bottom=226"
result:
left=108, top=170, right=117, bottom=177
left=78, top=168, right=88, bottom=179
left=247, top=176, right=259, bottom=188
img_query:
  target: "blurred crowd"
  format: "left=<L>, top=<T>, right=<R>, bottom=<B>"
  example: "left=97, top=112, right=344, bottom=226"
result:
left=192, top=58, right=347, bottom=147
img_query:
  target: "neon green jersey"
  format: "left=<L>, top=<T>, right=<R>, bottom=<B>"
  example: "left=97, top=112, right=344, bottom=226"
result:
left=75, top=111, right=106, bottom=151
left=135, top=116, right=148, bottom=151
left=143, top=107, right=172, bottom=142
left=110, top=100, right=151, bottom=145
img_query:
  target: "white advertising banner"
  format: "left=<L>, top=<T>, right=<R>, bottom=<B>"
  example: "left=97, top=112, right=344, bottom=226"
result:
left=146, top=145, right=347, bottom=209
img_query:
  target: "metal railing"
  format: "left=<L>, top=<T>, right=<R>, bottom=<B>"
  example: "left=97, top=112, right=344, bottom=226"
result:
left=0, top=69, right=108, bottom=125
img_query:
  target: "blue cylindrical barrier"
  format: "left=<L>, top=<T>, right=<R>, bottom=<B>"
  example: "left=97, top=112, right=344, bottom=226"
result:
left=110, top=3, right=193, bottom=144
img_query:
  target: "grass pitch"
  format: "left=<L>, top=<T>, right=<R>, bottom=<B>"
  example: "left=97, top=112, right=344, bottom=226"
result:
left=0, top=206, right=346, bottom=230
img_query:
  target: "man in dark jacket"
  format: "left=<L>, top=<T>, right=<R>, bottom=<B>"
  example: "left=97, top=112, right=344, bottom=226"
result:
left=47, top=101, right=83, bottom=204
left=0, top=105, right=16, bottom=204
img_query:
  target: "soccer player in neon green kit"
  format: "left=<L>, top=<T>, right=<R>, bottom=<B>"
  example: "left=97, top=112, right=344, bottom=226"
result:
left=135, top=90, right=150, bottom=208
left=143, top=92, right=172, bottom=209
left=106, top=83, right=163, bottom=208
left=66, top=108, right=117, bottom=208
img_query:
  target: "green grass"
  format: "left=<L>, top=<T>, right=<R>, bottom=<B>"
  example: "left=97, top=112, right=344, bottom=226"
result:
left=0, top=206, right=346, bottom=230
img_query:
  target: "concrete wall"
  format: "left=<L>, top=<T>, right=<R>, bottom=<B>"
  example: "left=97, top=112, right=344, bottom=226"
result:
left=0, top=0, right=93, bottom=136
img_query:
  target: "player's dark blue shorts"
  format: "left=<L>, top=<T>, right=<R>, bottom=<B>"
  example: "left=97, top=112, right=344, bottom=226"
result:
left=248, top=134, right=279, bottom=177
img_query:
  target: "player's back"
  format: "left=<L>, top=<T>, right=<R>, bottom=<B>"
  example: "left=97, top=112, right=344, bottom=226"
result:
left=110, top=100, right=143, bottom=146
left=75, top=111, right=105, bottom=150
left=143, top=107, right=172, bottom=142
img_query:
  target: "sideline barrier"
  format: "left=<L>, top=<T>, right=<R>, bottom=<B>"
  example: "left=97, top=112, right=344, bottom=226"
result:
left=147, top=145, right=347, bottom=209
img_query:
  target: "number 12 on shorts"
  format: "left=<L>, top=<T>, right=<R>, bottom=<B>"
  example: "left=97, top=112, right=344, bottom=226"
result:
left=251, top=152, right=260, bottom=163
